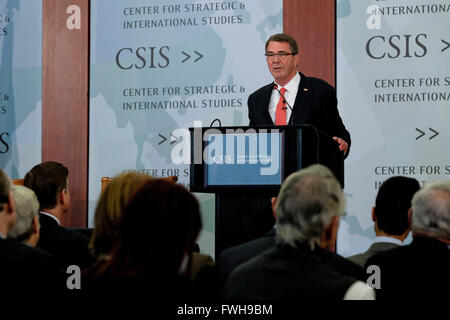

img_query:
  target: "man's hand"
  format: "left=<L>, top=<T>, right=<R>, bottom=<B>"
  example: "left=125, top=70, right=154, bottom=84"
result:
left=333, top=137, right=348, bottom=155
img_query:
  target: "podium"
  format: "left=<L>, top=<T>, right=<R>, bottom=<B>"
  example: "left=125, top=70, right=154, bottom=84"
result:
left=189, top=125, right=344, bottom=254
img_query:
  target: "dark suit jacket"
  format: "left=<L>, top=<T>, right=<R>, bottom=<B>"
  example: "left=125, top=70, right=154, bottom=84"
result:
left=223, top=243, right=361, bottom=300
left=348, top=241, right=400, bottom=267
left=365, top=237, right=450, bottom=300
left=218, top=228, right=276, bottom=283
left=0, top=237, right=66, bottom=292
left=248, top=72, right=351, bottom=156
left=37, top=213, right=94, bottom=269
left=219, top=228, right=365, bottom=285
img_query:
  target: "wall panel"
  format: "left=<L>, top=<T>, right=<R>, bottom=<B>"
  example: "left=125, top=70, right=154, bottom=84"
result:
left=42, top=0, right=89, bottom=227
left=284, top=0, right=335, bottom=87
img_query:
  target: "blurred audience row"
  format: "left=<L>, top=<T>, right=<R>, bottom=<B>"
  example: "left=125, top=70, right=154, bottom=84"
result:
left=0, top=162, right=449, bottom=300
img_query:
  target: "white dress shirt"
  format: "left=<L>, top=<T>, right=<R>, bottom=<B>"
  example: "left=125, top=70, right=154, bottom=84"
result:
left=268, top=72, right=301, bottom=124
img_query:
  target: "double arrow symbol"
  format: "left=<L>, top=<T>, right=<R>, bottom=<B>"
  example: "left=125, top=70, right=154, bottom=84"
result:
left=442, top=39, right=450, bottom=53
left=415, top=128, right=439, bottom=140
left=158, top=133, right=179, bottom=145
left=182, top=51, right=203, bottom=63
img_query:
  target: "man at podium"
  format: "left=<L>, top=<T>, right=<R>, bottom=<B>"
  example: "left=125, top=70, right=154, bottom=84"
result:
left=248, top=33, right=351, bottom=157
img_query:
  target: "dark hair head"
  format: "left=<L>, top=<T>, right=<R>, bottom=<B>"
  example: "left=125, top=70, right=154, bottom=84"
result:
left=0, top=168, right=12, bottom=212
left=265, top=33, right=299, bottom=54
left=23, top=161, right=69, bottom=211
left=374, top=176, right=420, bottom=235
left=106, top=179, right=201, bottom=277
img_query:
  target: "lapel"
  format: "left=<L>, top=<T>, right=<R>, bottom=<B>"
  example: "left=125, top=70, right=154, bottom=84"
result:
left=290, top=72, right=310, bottom=124
left=262, top=82, right=275, bottom=125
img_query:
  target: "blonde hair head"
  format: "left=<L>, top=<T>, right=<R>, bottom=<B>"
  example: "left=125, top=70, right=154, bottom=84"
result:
left=89, top=171, right=152, bottom=257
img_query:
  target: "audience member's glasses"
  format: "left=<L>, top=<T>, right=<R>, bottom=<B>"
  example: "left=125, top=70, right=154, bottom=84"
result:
left=265, top=51, right=297, bottom=59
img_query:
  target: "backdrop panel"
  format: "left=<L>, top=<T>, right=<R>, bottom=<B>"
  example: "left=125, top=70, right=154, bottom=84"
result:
left=0, top=0, right=42, bottom=178
left=337, top=0, right=450, bottom=256
left=89, top=0, right=282, bottom=257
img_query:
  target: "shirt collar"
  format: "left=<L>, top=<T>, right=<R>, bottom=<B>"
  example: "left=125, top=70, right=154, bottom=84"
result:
left=374, top=236, right=403, bottom=246
left=275, top=72, right=301, bottom=93
left=40, top=211, right=61, bottom=226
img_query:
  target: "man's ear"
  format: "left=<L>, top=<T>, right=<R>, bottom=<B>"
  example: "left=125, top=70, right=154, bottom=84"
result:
left=58, top=189, right=65, bottom=205
left=271, top=197, right=277, bottom=220
left=31, top=216, right=40, bottom=234
left=321, top=216, right=340, bottom=252
left=294, top=53, right=300, bottom=69
left=5, top=191, right=16, bottom=230
left=407, top=208, right=412, bottom=227
left=371, top=207, right=376, bottom=222
left=59, top=188, right=69, bottom=208
left=7, top=191, right=15, bottom=215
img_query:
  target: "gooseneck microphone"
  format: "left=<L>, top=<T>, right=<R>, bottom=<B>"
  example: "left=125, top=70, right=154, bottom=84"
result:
left=273, top=84, right=293, bottom=112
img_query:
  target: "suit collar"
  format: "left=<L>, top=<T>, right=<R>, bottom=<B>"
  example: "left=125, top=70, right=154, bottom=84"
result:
left=39, top=212, right=61, bottom=226
left=373, top=236, right=403, bottom=246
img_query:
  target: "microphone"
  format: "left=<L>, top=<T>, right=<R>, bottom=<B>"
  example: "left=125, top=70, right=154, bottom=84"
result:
left=273, top=84, right=293, bottom=113
left=209, top=118, right=222, bottom=127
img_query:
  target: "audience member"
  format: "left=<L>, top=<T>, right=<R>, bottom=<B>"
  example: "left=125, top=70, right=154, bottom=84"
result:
left=24, top=161, right=94, bottom=268
left=348, top=176, right=420, bottom=267
left=218, top=190, right=365, bottom=285
left=0, top=168, right=65, bottom=292
left=85, top=179, right=202, bottom=300
left=223, top=164, right=374, bottom=300
left=7, top=185, right=41, bottom=246
left=89, top=171, right=214, bottom=283
left=365, top=180, right=450, bottom=300
left=0, top=169, right=16, bottom=239
left=89, top=171, right=152, bottom=259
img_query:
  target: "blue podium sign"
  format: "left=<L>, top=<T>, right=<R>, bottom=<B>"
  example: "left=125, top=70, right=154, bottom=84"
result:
left=204, top=130, right=283, bottom=186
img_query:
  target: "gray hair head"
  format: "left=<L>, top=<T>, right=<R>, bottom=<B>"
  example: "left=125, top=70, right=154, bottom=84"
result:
left=7, top=185, right=39, bottom=241
left=411, top=180, right=450, bottom=240
left=276, top=164, right=346, bottom=250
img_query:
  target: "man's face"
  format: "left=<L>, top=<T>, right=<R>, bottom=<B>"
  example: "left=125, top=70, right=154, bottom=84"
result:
left=266, top=41, right=299, bottom=86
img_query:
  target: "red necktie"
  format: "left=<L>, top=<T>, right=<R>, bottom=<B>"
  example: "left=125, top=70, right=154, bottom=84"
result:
left=275, top=87, right=287, bottom=125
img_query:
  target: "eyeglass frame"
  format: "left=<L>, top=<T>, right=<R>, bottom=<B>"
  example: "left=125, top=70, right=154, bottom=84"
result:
left=265, top=51, right=298, bottom=59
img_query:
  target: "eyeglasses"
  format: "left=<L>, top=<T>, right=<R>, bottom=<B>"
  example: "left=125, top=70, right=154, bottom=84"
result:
left=265, top=51, right=297, bottom=59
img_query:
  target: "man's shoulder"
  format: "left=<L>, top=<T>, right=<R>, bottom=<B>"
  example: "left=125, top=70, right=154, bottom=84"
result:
left=0, top=238, right=59, bottom=263
left=225, top=248, right=268, bottom=281
left=364, top=243, right=409, bottom=269
left=249, top=82, right=274, bottom=98
left=347, top=242, right=399, bottom=266
left=221, top=232, right=275, bottom=258
left=300, top=73, right=334, bottom=91
left=321, top=250, right=365, bottom=280
left=347, top=252, right=367, bottom=267
left=39, top=224, right=89, bottom=249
